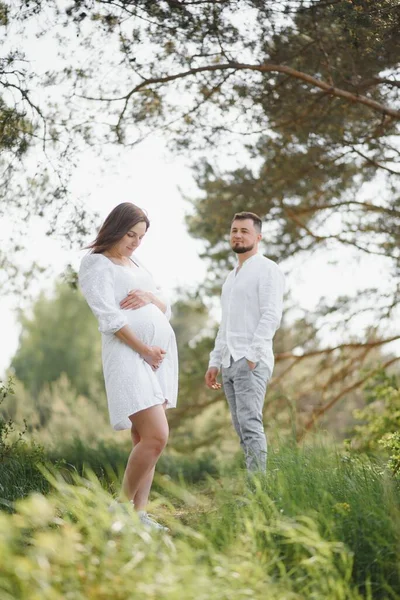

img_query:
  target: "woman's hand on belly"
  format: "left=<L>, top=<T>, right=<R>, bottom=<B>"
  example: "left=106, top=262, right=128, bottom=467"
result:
left=141, top=345, right=166, bottom=371
left=120, top=289, right=154, bottom=310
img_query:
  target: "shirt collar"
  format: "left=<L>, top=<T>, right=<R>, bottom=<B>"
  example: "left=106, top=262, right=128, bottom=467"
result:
left=235, top=253, right=260, bottom=269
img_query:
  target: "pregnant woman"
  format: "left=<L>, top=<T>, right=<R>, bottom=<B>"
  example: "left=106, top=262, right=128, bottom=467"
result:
left=79, top=202, right=178, bottom=530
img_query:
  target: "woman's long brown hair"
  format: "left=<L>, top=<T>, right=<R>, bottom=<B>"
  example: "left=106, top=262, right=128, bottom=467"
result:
left=87, top=202, right=150, bottom=254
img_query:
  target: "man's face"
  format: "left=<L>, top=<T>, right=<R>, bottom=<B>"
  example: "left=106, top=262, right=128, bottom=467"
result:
left=230, top=219, right=261, bottom=254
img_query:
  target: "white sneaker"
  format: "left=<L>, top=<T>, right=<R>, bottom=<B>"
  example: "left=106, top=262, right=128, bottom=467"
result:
left=138, top=511, right=169, bottom=532
left=108, top=499, right=134, bottom=515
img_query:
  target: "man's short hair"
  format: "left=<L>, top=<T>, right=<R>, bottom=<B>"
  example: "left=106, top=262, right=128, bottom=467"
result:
left=231, top=212, right=262, bottom=233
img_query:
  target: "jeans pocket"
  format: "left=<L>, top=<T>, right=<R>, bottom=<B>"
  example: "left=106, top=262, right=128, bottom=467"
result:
left=243, top=358, right=258, bottom=372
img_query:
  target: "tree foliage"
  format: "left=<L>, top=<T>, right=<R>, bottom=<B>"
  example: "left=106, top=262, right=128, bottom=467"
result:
left=350, top=369, right=400, bottom=476
left=3, top=0, right=400, bottom=434
left=4, top=0, right=399, bottom=287
left=67, top=2, right=400, bottom=421
left=11, top=282, right=103, bottom=398
left=59, top=0, right=400, bottom=146
left=0, top=1, right=95, bottom=292
left=352, top=370, right=400, bottom=448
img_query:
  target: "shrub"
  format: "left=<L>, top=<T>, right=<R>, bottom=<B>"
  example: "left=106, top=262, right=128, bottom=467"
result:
left=0, top=378, right=48, bottom=508
left=351, top=369, right=400, bottom=476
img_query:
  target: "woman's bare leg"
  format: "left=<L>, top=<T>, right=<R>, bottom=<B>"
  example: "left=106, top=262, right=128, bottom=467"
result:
left=127, top=425, right=155, bottom=510
left=120, top=404, right=168, bottom=505
left=133, top=467, right=155, bottom=510
left=125, top=401, right=168, bottom=509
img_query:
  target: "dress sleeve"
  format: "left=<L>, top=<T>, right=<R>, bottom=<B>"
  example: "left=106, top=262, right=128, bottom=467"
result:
left=79, top=254, right=128, bottom=335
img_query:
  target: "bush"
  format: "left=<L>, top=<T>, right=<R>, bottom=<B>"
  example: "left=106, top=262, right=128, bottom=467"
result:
left=0, top=444, right=49, bottom=509
left=351, top=369, right=400, bottom=476
left=0, top=378, right=48, bottom=509
left=1, top=375, right=111, bottom=449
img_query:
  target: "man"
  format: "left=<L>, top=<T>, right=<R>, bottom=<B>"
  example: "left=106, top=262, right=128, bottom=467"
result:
left=205, top=212, right=284, bottom=472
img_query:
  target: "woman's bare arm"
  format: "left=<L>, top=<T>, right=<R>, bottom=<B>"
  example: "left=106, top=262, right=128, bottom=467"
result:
left=114, top=325, right=166, bottom=368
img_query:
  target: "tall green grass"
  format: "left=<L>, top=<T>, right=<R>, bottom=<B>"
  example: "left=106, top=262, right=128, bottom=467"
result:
left=265, top=443, right=400, bottom=596
left=0, top=470, right=364, bottom=600
left=0, top=436, right=220, bottom=507
left=46, top=437, right=220, bottom=485
left=1, top=436, right=400, bottom=597
left=0, top=443, right=49, bottom=509
left=184, top=441, right=400, bottom=598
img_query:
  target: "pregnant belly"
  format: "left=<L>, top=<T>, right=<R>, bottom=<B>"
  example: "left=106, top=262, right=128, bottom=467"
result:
left=125, top=304, right=173, bottom=347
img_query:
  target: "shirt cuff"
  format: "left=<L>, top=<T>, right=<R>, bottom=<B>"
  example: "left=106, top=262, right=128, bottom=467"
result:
left=208, top=360, right=221, bottom=370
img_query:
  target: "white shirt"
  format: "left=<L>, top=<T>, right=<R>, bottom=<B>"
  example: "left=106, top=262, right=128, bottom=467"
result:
left=208, top=253, right=285, bottom=375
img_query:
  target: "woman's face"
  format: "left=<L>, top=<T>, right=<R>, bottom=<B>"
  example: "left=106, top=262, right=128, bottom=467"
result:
left=113, top=221, right=147, bottom=257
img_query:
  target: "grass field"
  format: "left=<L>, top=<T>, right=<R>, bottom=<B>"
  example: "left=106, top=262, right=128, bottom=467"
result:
left=1, top=437, right=399, bottom=599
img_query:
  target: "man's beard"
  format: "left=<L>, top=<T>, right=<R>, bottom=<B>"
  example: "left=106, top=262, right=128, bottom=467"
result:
left=231, top=243, right=254, bottom=254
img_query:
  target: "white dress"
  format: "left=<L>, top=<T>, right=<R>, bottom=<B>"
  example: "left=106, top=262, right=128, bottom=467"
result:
left=79, top=253, right=178, bottom=430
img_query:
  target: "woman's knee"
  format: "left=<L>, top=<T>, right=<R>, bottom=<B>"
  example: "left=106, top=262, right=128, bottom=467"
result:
left=152, top=428, right=169, bottom=454
left=143, top=425, right=169, bottom=455
left=130, top=404, right=169, bottom=454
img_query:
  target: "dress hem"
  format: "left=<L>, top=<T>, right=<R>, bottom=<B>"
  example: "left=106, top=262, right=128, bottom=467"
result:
left=112, top=397, right=176, bottom=431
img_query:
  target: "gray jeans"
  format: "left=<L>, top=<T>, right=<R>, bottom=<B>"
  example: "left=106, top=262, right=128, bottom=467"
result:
left=222, top=357, right=271, bottom=472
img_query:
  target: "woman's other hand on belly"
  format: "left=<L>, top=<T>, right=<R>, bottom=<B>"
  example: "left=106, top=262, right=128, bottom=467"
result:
left=142, top=346, right=166, bottom=371
left=120, top=289, right=154, bottom=310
